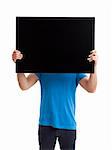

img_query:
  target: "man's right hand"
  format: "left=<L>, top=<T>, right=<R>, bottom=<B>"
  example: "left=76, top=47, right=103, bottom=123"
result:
left=12, top=49, right=38, bottom=90
left=12, top=50, right=23, bottom=63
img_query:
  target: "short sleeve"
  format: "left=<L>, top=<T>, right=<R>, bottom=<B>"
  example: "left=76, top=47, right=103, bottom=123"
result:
left=35, top=73, right=41, bottom=80
left=76, top=73, right=87, bottom=85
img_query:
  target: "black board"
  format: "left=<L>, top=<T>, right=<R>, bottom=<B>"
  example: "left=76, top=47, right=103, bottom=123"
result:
left=16, top=17, right=95, bottom=73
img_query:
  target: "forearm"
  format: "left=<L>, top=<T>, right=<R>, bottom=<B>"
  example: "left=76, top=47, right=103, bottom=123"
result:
left=17, top=73, right=29, bottom=90
left=80, top=49, right=98, bottom=93
left=87, top=67, right=97, bottom=92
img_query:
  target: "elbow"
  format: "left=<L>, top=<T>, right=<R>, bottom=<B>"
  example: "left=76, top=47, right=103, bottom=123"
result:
left=87, top=88, right=96, bottom=93
left=17, top=78, right=30, bottom=91
left=19, top=85, right=29, bottom=91
left=20, top=87, right=27, bottom=91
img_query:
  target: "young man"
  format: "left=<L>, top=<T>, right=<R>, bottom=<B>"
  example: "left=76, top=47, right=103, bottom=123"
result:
left=12, top=49, right=97, bottom=150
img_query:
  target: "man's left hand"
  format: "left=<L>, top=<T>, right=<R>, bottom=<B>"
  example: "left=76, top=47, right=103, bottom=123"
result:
left=87, top=50, right=98, bottom=66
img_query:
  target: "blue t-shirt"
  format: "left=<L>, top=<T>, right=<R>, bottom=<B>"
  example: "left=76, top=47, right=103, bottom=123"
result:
left=35, top=73, right=87, bottom=130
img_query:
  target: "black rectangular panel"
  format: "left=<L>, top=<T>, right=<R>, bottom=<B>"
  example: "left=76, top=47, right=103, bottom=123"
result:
left=16, top=17, right=95, bottom=73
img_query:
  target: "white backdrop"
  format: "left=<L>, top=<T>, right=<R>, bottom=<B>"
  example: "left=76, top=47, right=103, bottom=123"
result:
left=0, top=0, right=111, bottom=150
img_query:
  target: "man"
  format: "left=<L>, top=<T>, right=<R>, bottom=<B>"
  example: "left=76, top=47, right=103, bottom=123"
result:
left=12, top=49, right=97, bottom=150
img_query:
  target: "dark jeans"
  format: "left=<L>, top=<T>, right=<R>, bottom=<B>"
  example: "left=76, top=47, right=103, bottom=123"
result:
left=38, top=125, right=76, bottom=150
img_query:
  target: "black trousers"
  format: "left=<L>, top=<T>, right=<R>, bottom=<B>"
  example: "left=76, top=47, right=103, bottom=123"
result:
left=38, top=125, right=76, bottom=150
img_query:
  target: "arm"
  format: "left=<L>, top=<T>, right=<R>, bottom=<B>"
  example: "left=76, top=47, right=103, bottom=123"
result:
left=79, top=50, right=97, bottom=93
left=79, top=72, right=97, bottom=93
left=17, top=73, right=39, bottom=90
left=12, top=50, right=39, bottom=90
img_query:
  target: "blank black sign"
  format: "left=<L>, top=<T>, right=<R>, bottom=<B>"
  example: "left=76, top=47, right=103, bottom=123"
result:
left=16, top=17, right=95, bottom=73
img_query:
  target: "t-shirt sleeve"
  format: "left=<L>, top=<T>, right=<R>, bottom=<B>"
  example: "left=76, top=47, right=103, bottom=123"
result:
left=35, top=73, right=41, bottom=80
left=76, top=73, right=87, bottom=85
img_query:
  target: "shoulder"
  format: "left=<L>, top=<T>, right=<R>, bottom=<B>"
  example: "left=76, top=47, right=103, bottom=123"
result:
left=76, top=73, right=87, bottom=82
left=34, top=73, right=41, bottom=80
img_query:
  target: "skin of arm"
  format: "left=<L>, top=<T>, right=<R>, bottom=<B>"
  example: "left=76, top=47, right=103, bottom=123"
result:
left=12, top=49, right=97, bottom=92
left=17, top=73, right=39, bottom=90
left=12, top=50, right=39, bottom=90
left=18, top=50, right=97, bottom=91
left=79, top=50, right=97, bottom=93
left=79, top=71, right=97, bottom=93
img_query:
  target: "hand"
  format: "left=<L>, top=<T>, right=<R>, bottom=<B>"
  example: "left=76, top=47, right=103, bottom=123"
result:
left=12, top=50, right=23, bottom=63
left=87, top=50, right=98, bottom=66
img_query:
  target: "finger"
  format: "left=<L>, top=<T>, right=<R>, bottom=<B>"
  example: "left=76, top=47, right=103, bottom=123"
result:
left=92, top=56, right=97, bottom=61
left=89, top=56, right=97, bottom=61
left=18, top=54, right=23, bottom=59
left=13, top=52, right=21, bottom=57
left=87, top=56, right=95, bottom=62
left=20, top=53, right=23, bottom=58
left=16, top=53, right=23, bottom=59
left=13, top=50, right=21, bottom=54
left=12, top=53, right=17, bottom=59
left=13, top=59, right=16, bottom=63
left=13, top=53, right=18, bottom=58
left=87, top=57, right=92, bottom=62
left=12, top=57, right=16, bottom=63
left=13, top=53, right=21, bottom=59
left=90, top=50, right=96, bottom=53
left=88, top=53, right=96, bottom=57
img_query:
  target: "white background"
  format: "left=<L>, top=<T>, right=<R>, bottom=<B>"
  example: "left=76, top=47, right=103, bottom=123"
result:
left=0, top=0, right=111, bottom=150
